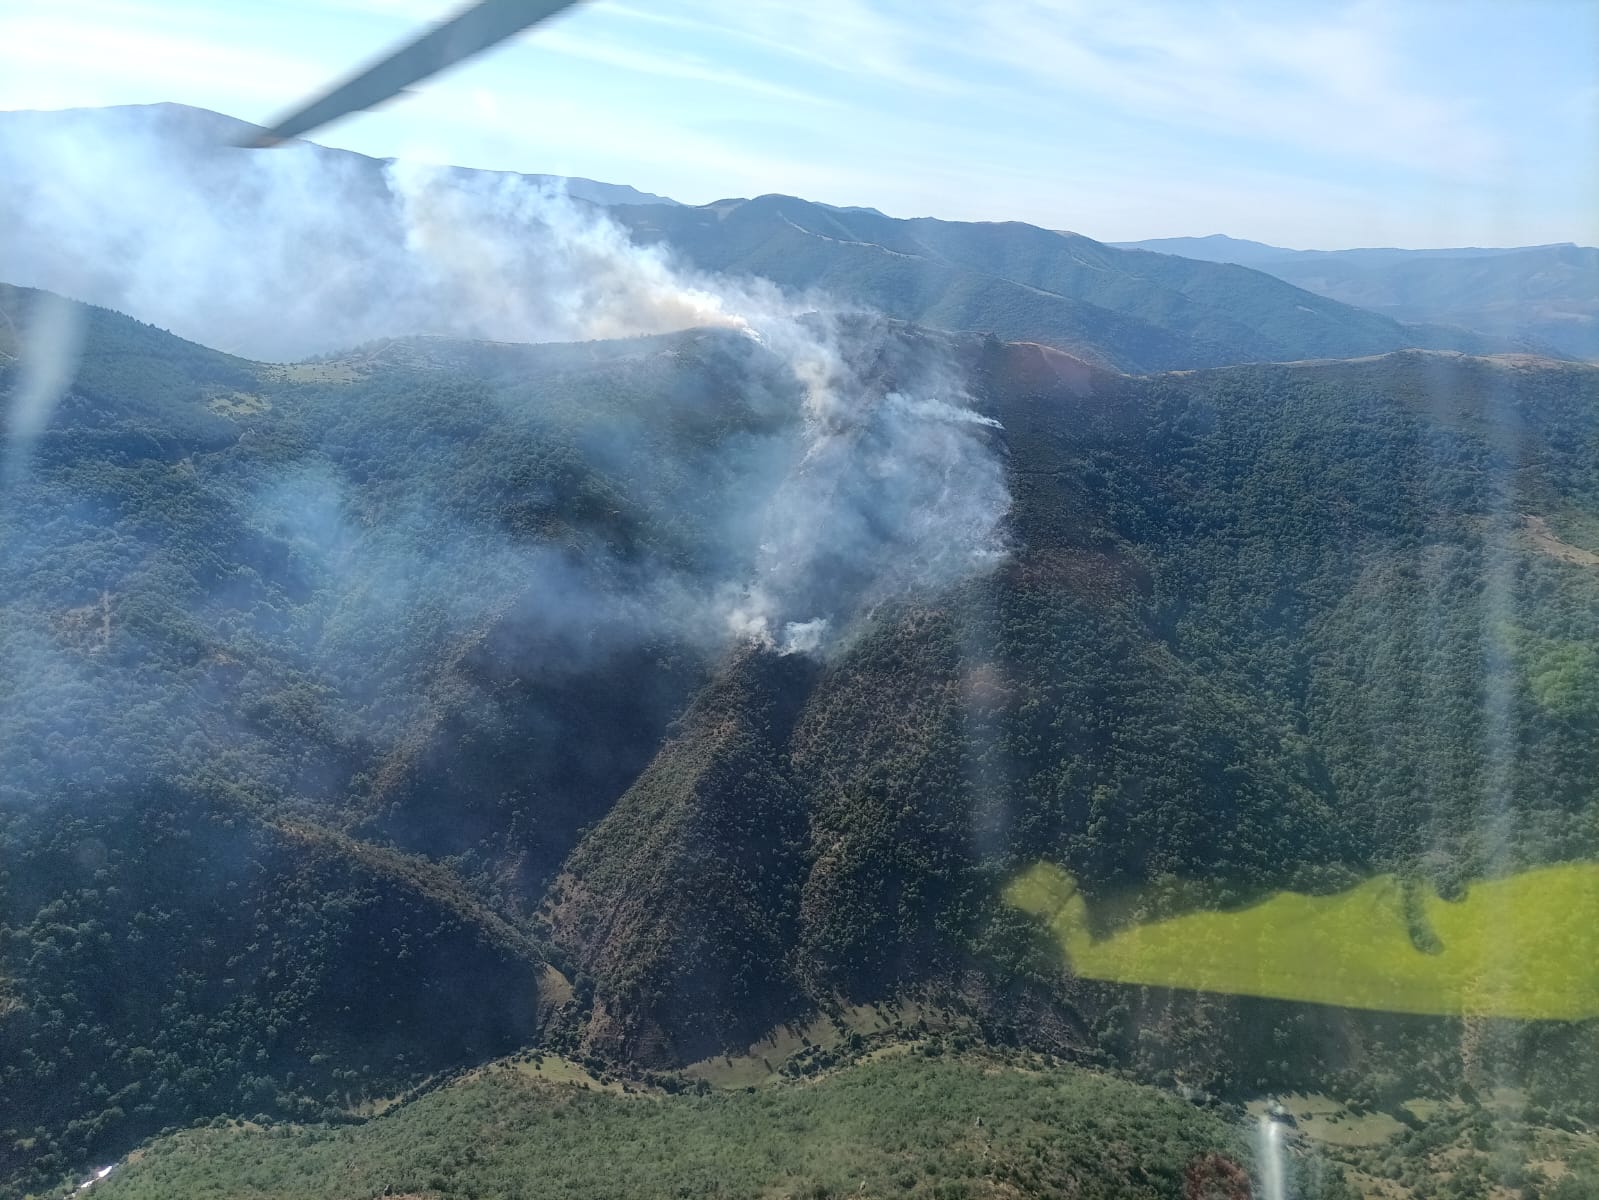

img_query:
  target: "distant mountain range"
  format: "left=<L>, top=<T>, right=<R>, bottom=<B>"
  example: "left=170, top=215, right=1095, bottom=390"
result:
left=0, top=101, right=684, bottom=208
left=602, top=196, right=1520, bottom=373
left=0, top=103, right=1524, bottom=370
left=1114, top=234, right=1599, bottom=360
left=1109, top=232, right=1583, bottom=265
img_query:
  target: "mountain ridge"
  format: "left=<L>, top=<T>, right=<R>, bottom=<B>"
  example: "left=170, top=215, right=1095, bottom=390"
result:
left=1112, top=233, right=1599, bottom=360
left=0, top=102, right=1527, bottom=369
left=1, top=101, right=684, bottom=208
left=1112, top=232, right=1590, bottom=261
left=607, top=192, right=1516, bottom=373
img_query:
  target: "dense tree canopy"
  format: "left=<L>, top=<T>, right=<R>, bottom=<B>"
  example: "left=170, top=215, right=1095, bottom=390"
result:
left=3, top=287, right=1598, bottom=1195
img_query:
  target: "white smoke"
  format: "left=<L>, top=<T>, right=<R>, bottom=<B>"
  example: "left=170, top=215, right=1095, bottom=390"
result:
left=388, top=160, right=753, bottom=345
left=0, top=103, right=1010, bottom=655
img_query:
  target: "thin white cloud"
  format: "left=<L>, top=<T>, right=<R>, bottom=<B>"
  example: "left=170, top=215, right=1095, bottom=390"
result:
left=529, top=28, right=839, bottom=107
left=309, top=0, right=453, bottom=19
left=0, top=0, right=1591, bottom=246
left=949, top=0, right=1503, bottom=179
left=599, top=0, right=971, bottom=95
left=372, top=81, right=865, bottom=202
left=599, top=0, right=1505, bottom=182
left=0, top=14, right=324, bottom=110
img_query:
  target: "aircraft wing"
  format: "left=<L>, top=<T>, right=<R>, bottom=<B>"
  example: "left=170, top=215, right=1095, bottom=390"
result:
left=244, top=0, right=582, bottom=147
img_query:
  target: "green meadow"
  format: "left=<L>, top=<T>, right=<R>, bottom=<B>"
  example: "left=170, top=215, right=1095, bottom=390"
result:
left=1007, top=861, right=1599, bottom=1020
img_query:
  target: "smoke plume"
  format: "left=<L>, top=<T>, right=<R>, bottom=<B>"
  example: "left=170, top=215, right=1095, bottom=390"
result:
left=0, top=102, right=1009, bottom=660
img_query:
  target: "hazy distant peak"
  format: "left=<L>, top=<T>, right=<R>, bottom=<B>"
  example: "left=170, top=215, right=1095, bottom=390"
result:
left=1106, top=230, right=1599, bottom=360
left=0, top=101, right=681, bottom=208
left=654, top=194, right=894, bottom=220
left=1109, top=233, right=1298, bottom=262
left=816, top=202, right=889, bottom=217
left=0, top=100, right=267, bottom=146
left=1112, top=232, right=1595, bottom=262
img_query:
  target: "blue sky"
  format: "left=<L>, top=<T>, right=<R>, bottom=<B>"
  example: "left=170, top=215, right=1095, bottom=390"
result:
left=2, top=0, right=1595, bottom=248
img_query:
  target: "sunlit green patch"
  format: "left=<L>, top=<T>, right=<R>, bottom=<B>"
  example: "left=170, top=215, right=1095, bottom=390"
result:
left=1523, top=637, right=1599, bottom=719
left=1006, top=861, right=1599, bottom=1019
left=1524, top=512, right=1599, bottom=568
left=684, top=1002, right=942, bottom=1088
left=204, top=389, right=271, bottom=417
left=262, top=360, right=365, bottom=384
left=1244, top=1096, right=1404, bottom=1148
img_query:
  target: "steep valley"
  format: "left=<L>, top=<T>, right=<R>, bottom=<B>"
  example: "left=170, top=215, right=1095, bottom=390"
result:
left=3, top=287, right=1599, bottom=1197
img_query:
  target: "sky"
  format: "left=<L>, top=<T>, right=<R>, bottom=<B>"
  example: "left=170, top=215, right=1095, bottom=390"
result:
left=1, top=0, right=1595, bottom=248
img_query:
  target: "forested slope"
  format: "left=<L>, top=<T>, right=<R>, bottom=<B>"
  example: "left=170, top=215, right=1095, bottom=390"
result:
left=92, top=1051, right=1256, bottom=1200
left=4, top=286, right=1599, bottom=1194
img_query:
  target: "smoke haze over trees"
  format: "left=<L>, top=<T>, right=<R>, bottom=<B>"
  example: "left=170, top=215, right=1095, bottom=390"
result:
left=3, top=100, right=1599, bottom=1200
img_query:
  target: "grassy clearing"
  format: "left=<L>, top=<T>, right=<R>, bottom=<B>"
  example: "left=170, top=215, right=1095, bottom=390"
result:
left=1539, top=510, right=1599, bottom=559
left=1247, top=1095, right=1405, bottom=1148
left=262, top=360, right=365, bottom=384
left=205, top=389, right=272, bottom=416
left=1261, top=1087, right=1599, bottom=1200
left=1523, top=515, right=1599, bottom=568
left=684, top=1002, right=944, bottom=1089
left=475, top=1053, right=635, bottom=1095
left=1008, top=862, right=1599, bottom=1019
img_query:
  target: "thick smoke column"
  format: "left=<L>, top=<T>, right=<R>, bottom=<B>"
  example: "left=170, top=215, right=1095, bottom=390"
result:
left=382, top=161, right=1009, bottom=651
left=0, top=102, right=1009, bottom=654
left=389, top=160, right=752, bottom=345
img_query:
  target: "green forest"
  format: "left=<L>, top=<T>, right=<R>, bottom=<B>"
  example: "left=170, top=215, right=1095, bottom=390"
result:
left=92, top=1050, right=1256, bottom=1200
left=3, top=284, right=1599, bottom=1197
